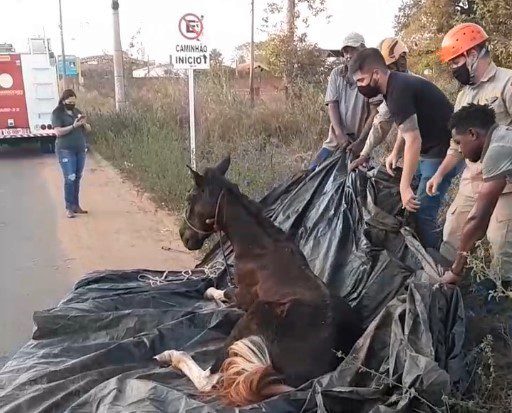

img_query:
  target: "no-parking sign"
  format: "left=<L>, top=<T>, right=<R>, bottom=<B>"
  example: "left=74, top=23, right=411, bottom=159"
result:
left=173, top=13, right=210, bottom=70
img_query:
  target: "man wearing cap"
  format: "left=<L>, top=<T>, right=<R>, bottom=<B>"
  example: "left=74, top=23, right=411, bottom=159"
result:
left=348, top=37, right=411, bottom=164
left=427, top=23, right=512, bottom=283
left=309, top=32, right=375, bottom=171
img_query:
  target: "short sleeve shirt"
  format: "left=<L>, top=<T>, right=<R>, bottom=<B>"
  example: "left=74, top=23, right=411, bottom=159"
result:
left=325, top=65, right=369, bottom=138
left=449, top=64, right=512, bottom=158
left=482, top=125, right=512, bottom=184
left=384, top=71, right=453, bottom=158
left=51, top=107, right=87, bottom=152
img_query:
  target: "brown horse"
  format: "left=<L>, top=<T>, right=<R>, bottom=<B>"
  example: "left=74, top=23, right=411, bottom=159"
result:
left=155, top=157, right=362, bottom=406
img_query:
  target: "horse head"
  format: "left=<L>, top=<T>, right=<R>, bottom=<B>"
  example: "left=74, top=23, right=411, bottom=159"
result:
left=180, top=156, right=231, bottom=250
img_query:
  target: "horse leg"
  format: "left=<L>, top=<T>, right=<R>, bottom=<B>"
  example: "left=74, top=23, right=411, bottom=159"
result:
left=204, top=286, right=238, bottom=303
left=210, top=302, right=261, bottom=373
left=155, top=350, right=220, bottom=392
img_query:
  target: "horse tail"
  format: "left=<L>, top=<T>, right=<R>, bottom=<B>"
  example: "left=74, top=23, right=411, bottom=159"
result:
left=213, top=335, right=293, bottom=406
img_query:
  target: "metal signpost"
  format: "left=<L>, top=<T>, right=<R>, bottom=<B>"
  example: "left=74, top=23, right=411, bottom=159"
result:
left=173, top=13, right=210, bottom=169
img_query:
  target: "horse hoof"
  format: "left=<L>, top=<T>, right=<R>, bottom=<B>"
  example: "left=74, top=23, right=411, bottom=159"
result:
left=155, top=350, right=180, bottom=366
left=204, top=287, right=226, bottom=302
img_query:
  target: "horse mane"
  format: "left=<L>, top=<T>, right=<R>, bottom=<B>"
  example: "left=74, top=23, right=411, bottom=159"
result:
left=204, top=168, right=290, bottom=242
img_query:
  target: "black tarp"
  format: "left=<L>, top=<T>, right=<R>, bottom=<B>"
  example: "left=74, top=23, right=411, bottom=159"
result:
left=0, top=153, right=468, bottom=412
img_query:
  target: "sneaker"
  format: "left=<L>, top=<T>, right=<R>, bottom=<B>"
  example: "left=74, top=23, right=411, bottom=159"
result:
left=66, top=210, right=76, bottom=218
left=74, top=207, right=88, bottom=214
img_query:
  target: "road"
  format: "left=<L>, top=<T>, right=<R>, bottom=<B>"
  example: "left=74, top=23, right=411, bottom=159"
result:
left=0, top=146, right=196, bottom=365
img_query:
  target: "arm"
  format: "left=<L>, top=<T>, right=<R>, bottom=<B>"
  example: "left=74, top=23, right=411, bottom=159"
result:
left=398, top=115, right=421, bottom=211
left=328, top=102, right=350, bottom=146
left=360, top=108, right=393, bottom=157
left=450, top=178, right=507, bottom=276
left=325, top=67, right=350, bottom=147
left=54, top=124, right=76, bottom=137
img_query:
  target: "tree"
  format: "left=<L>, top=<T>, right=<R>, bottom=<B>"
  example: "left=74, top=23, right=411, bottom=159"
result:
left=263, top=0, right=329, bottom=95
left=394, top=0, right=511, bottom=72
left=210, top=48, right=224, bottom=68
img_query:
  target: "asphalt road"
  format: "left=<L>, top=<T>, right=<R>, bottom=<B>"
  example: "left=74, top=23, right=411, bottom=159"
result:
left=0, top=146, right=76, bottom=365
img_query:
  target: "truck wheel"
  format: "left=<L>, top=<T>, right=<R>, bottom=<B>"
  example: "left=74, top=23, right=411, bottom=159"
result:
left=40, top=141, right=55, bottom=154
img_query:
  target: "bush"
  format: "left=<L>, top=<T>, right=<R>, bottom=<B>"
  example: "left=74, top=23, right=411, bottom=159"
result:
left=86, top=74, right=328, bottom=211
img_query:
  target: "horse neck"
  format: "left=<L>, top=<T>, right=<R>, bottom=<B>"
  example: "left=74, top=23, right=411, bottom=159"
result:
left=217, top=191, right=270, bottom=255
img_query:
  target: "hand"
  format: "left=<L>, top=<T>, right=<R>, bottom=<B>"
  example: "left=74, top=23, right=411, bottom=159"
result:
left=333, top=128, right=350, bottom=150
left=73, top=117, right=86, bottom=128
left=385, top=152, right=399, bottom=176
left=400, top=186, right=420, bottom=212
left=346, top=139, right=365, bottom=157
left=426, top=174, right=442, bottom=196
left=440, top=270, right=462, bottom=285
left=349, top=155, right=369, bottom=172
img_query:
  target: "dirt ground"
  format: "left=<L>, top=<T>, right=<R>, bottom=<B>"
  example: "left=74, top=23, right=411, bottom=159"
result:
left=0, top=146, right=196, bottom=361
left=42, top=151, right=197, bottom=273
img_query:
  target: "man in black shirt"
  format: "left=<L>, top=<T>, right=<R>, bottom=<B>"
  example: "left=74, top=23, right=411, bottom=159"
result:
left=348, top=48, right=459, bottom=249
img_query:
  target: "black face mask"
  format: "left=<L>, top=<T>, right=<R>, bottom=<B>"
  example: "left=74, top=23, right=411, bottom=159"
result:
left=357, top=74, right=380, bottom=99
left=452, top=63, right=471, bottom=85
left=64, top=103, right=75, bottom=111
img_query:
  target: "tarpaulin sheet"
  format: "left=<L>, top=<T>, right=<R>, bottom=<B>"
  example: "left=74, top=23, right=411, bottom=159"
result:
left=0, top=152, right=467, bottom=412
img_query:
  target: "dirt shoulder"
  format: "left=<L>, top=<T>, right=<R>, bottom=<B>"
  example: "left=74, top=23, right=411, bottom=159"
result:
left=41, top=151, right=197, bottom=274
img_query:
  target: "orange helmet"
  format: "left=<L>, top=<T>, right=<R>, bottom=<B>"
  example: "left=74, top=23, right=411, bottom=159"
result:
left=439, top=23, right=489, bottom=63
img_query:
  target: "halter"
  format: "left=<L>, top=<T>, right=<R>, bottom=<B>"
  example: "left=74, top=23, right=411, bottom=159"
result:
left=183, top=189, right=225, bottom=235
left=183, top=189, right=234, bottom=286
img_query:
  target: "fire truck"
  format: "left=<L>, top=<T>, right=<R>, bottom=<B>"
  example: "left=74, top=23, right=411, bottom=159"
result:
left=0, top=38, right=59, bottom=153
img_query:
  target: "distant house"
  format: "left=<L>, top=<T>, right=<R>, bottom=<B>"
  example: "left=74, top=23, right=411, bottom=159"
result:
left=132, top=63, right=176, bottom=78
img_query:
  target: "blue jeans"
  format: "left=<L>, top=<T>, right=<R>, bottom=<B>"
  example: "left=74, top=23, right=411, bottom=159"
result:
left=57, top=149, right=86, bottom=211
left=414, top=158, right=463, bottom=249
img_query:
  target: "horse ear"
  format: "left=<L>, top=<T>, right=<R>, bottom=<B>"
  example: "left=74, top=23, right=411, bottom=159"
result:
left=187, top=165, right=204, bottom=187
left=216, top=156, right=231, bottom=176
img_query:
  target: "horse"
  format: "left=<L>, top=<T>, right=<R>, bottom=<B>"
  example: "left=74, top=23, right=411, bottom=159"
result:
left=155, top=156, right=362, bottom=406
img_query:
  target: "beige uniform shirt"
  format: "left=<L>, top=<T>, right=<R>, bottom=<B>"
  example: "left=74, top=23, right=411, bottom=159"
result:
left=449, top=63, right=512, bottom=194
left=323, top=65, right=369, bottom=149
left=482, top=125, right=512, bottom=184
left=449, top=62, right=512, bottom=158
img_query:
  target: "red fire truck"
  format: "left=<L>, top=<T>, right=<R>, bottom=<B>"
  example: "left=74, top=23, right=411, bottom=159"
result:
left=0, top=38, right=59, bottom=153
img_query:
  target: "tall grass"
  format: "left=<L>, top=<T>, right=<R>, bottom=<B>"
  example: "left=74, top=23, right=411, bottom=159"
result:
left=86, top=72, right=328, bottom=211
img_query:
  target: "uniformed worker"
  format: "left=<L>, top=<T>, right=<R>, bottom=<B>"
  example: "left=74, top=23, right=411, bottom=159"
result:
left=440, top=104, right=512, bottom=287
left=427, top=23, right=512, bottom=282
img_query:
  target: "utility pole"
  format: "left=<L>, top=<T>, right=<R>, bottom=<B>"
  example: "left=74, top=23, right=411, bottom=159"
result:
left=284, top=0, right=295, bottom=98
left=112, top=0, right=126, bottom=111
left=58, top=0, right=67, bottom=90
left=249, top=0, right=255, bottom=106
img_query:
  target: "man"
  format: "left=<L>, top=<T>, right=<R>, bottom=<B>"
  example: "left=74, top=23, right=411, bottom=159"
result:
left=309, top=33, right=374, bottom=171
left=426, top=23, right=512, bottom=279
left=348, top=37, right=410, bottom=165
left=349, top=48, right=457, bottom=249
left=440, top=104, right=512, bottom=286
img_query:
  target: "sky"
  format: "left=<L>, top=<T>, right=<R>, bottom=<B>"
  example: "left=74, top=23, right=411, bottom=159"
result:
left=3, top=0, right=402, bottom=64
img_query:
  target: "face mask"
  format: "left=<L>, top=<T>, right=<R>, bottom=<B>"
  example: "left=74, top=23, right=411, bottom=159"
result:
left=64, top=103, right=75, bottom=111
left=452, top=47, right=486, bottom=85
left=357, top=74, right=380, bottom=99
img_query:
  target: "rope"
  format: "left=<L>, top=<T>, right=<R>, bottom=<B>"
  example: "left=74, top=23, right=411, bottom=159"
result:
left=138, top=259, right=226, bottom=287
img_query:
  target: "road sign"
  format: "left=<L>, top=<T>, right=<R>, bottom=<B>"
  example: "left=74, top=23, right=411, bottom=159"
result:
left=172, top=12, right=211, bottom=170
left=173, top=13, right=210, bottom=70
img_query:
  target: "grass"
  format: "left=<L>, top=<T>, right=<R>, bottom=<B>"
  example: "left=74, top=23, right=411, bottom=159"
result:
left=86, top=74, right=328, bottom=211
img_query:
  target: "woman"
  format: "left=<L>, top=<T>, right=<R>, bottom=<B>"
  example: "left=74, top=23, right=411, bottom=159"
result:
left=51, top=89, right=91, bottom=218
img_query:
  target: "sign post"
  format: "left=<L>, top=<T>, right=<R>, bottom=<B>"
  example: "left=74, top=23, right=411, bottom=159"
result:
left=173, top=13, right=210, bottom=170
left=188, top=68, right=196, bottom=169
